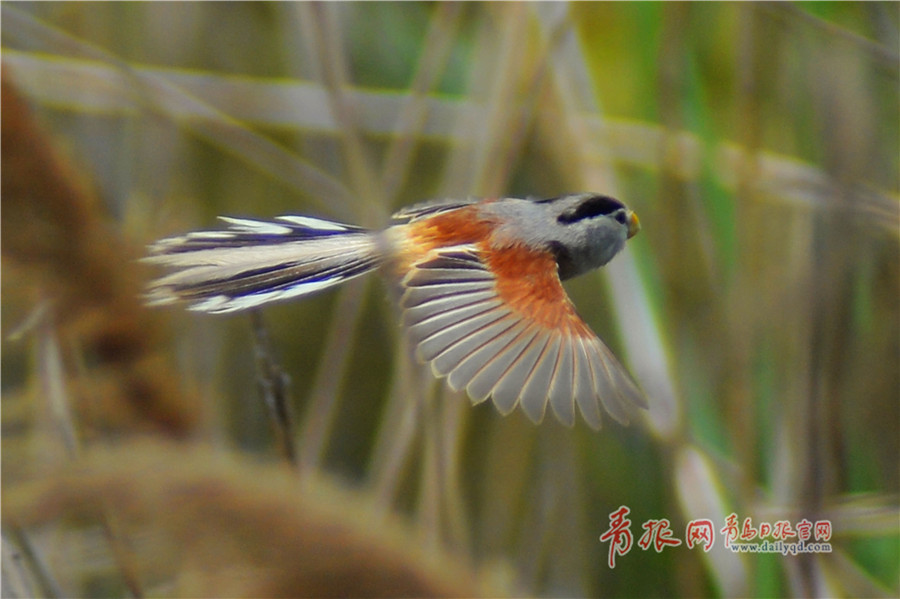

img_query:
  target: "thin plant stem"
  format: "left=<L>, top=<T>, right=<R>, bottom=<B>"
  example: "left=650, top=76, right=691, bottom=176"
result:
left=250, top=310, right=297, bottom=466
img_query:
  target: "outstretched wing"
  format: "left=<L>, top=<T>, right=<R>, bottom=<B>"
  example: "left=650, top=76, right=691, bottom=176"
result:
left=400, top=244, right=646, bottom=429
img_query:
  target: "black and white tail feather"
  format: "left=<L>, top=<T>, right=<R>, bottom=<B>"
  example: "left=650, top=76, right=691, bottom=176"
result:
left=144, top=215, right=382, bottom=314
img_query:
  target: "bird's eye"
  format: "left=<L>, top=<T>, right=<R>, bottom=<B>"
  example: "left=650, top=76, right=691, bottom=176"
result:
left=614, top=211, right=628, bottom=225
left=558, top=195, right=625, bottom=224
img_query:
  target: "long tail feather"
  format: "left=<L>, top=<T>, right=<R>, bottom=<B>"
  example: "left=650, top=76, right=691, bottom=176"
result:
left=144, top=215, right=382, bottom=314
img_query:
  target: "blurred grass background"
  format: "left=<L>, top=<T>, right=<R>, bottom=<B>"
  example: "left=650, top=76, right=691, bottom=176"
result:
left=2, top=2, right=898, bottom=597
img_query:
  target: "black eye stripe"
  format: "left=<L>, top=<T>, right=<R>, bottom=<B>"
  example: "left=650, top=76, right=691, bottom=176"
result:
left=557, top=195, right=625, bottom=224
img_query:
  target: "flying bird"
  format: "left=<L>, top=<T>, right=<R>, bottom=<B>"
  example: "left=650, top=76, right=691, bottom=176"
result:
left=145, top=193, right=646, bottom=429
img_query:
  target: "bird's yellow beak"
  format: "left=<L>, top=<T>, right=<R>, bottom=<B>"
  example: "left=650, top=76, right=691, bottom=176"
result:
left=627, top=211, right=641, bottom=239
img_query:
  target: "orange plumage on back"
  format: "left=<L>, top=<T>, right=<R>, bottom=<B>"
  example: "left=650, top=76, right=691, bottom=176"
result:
left=405, top=206, right=493, bottom=248
left=393, top=206, right=494, bottom=272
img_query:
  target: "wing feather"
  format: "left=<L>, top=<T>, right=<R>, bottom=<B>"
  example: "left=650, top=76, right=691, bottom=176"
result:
left=585, top=339, right=631, bottom=425
left=433, top=313, right=518, bottom=379
left=548, top=337, right=576, bottom=426
left=407, top=298, right=503, bottom=344
left=444, top=317, right=523, bottom=392
left=464, top=325, right=539, bottom=404
left=402, top=281, right=489, bottom=309
left=490, top=330, right=551, bottom=415
left=403, top=290, right=496, bottom=326
left=399, top=243, right=645, bottom=428
left=416, top=307, right=508, bottom=363
left=518, top=335, right=561, bottom=424
left=572, top=337, right=603, bottom=429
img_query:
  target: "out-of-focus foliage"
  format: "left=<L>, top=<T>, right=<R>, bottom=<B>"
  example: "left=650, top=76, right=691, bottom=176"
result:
left=2, top=3, right=897, bottom=597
